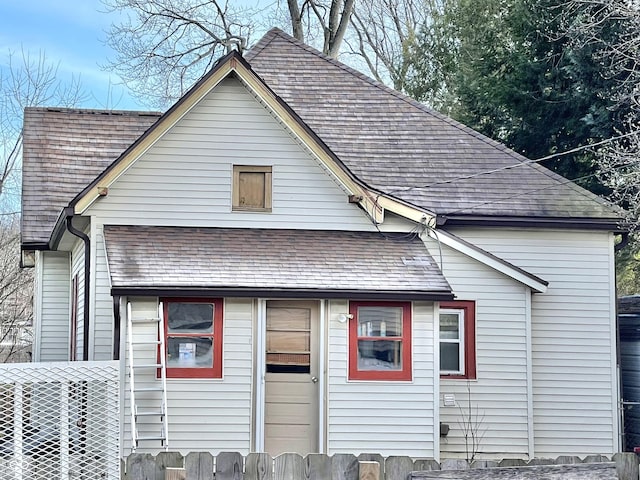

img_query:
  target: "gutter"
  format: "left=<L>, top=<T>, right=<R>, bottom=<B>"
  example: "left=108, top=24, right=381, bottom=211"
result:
left=65, top=213, right=90, bottom=362
left=615, top=232, right=630, bottom=252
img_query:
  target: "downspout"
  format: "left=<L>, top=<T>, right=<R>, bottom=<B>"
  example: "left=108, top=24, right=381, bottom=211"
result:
left=66, top=214, right=90, bottom=362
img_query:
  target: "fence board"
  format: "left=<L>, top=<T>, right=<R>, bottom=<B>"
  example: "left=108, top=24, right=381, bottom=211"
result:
left=275, top=453, right=305, bottom=480
left=305, top=453, right=331, bottom=480
left=332, top=454, right=359, bottom=480
left=410, top=463, right=617, bottom=479
left=126, top=453, right=156, bottom=480
left=412, top=459, right=439, bottom=471
left=359, top=461, right=380, bottom=480
left=614, top=452, right=639, bottom=480
left=358, top=454, right=385, bottom=480
left=156, top=451, right=183, bottom=480
left=246, top=453, right=273, bottom=480
left=385, top=456, right=413, bottom=480
left=185, top=452, right=214, bottom=480
left=217, top=452, right=244, bottom=480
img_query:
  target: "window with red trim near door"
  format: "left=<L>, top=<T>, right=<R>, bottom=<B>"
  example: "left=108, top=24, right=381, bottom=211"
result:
left=348, top=301, right=412, bottom=381
left=162, top=298, right=223, bottom=378
left=439, top=301, right=476, bottom=379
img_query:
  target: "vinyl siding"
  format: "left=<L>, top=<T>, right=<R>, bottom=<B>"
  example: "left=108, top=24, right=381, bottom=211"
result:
left=448, top=228, right=616, bottom=456
left=123, top=297, right=253, bottom=455
left=38, top=251, right=71, bottom=362
left=71, top=237, right=85, bottom=361
left=424, top=237, right=529, bottom=459
left=326, top=299, right=436, bottom=457
left=93, top=224, right=114, bottom=360
left=85, top=77, right=379, bottom=232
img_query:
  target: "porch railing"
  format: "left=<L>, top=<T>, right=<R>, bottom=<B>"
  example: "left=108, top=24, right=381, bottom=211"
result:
left=0, top=360, right=120, bottom=479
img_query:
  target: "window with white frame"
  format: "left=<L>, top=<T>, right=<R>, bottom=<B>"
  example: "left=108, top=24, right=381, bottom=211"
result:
left=439, top=301, right=476, bottom=379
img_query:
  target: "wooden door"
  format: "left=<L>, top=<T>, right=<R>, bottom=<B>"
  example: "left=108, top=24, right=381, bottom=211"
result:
left=264, top=300, right=319, bottom=456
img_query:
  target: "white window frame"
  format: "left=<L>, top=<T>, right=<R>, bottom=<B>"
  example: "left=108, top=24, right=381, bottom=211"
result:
left=439, top=308, right=465, bottom=376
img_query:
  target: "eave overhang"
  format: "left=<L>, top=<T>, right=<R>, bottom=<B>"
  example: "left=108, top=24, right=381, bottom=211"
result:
left=110, top=287, right=454, bottom=301
left=438, top=214, right=625, bottom=233
left=427, top=229, right=549, bottom=293
left=68, top=50, right=428, bottom=226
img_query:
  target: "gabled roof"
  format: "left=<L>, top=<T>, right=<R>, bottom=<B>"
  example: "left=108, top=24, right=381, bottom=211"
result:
left=21, top=108, right=160, bottom=246
left=246, top=29, right=621, bottom=225
left=103, top=225, right=453, bottom=300
left=21, top=29, right=622, bottom=249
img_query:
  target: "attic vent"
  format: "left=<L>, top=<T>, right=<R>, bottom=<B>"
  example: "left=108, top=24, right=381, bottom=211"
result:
left=402, top=256, right=432, bottom=267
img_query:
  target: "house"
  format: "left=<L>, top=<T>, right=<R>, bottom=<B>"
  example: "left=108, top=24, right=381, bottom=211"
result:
left=619, top=296, right=640, bottom=451
left=20, top=28, right=623, bottom=463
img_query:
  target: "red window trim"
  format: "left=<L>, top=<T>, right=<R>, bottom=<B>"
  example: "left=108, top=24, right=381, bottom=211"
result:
left=162, top=298, right=224, bottom=379
left=439, top=300, right=476, bottom=380
left=348, top=301, right=412, bottom=381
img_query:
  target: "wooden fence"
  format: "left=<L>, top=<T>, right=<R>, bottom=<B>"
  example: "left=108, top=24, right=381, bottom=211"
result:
left=122, top=452, right=640, bottom=480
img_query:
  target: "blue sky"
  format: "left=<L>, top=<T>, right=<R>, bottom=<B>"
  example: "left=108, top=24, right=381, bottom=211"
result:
left=0, top=0, right=144, bottom=110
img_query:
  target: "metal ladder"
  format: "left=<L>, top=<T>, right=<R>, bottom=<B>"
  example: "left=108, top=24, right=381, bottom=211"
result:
left=126, top=301, right=169, bottom=452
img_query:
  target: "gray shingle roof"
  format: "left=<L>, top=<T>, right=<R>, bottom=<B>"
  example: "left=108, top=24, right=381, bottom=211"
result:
left=21, top=29, right=621, bottom=248
left=21, top=108, right=161, bottom=245
left=246, top=29, right=619, bottom=221
left=103, top=225, right=452, bottom=298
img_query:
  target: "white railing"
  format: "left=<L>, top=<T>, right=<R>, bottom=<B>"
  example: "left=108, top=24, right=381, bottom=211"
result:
left=0, top=361, right=120, bottom=480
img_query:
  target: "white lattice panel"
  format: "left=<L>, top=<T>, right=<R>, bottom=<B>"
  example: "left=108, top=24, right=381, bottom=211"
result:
left=0, top=361, right=120, bottom=479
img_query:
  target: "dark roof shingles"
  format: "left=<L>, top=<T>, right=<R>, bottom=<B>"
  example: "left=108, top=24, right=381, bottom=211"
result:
left=21, top=108, right=160, bottom=245
left=103, top=225, right=452, bottom=294
left=246, top=29, right=618, bottom=220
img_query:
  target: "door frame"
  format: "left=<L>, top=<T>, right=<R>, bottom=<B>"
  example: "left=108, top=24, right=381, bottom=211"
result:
left=254, top=298, right=326, bottom=453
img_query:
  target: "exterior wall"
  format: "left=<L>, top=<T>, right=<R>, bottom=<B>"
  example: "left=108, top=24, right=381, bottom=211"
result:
left=85, top=77, right=379, bottom=233
left=326, top=299, right=436, bottom=457
left=123, top=297, right=253, bottom=455
left=71, top=237, right=85, bottom=361
left=93, top=224, right=114, bottom=360
left=448, top=228, right=617, bottom=456
left=36, top=251, right=71, bottom=362
left=424, top=237, right=530, bottom=459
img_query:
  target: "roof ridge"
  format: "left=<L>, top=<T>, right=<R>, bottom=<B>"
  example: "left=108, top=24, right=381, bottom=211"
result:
left=24, top=106, right=162, bottom=116
left=246, top=28, right=613, bottom=208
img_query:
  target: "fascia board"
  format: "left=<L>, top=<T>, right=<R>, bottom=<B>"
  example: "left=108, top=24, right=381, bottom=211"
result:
left=73, top=59, right=236, bottom=214
left=428, top=229, right=548, bottom=293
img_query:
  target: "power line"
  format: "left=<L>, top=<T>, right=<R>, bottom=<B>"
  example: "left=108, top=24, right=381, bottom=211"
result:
left=385, top=129, right=640, bottom=195
left=443, top=159, right=637, bottom=215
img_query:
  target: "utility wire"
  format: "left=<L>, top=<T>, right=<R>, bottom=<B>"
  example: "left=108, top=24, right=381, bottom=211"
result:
left=385, top=129, right=640, bottom=195
left=443, top=159, right=637, bottom=216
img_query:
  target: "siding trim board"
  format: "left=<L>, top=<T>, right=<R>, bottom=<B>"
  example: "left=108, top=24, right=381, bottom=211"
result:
left=428, top=229, right=548, bottom=293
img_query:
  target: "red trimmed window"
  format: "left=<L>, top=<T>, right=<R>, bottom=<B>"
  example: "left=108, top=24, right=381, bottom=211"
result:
left=348, top=301, right=412, bottom=381
left=162, top=298, right=223, bottom=378
left=439, top=301, right=476, bottom=379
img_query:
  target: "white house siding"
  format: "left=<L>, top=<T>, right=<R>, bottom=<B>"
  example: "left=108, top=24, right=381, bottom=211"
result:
left=71, top=238, right=85, bottom=361
left=37, top=251, right=71, bottom=362
left=326, top=299, right=436, bottom=457
left=92, top=224, right=114, bottom=360
left=84, top=77, right=378, bottom=233
left=123, top=297, right=253, bottom=455
left=423, top=236, right=530, bottom=459
left=447, top=228, right=616, bottom=456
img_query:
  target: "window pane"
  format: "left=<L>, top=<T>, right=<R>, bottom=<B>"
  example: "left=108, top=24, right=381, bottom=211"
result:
left=440, top=313, right=460, bottom=339
left=357, top=340, right=402, bottom=370
left=357, top=306, right=402, bottom=337
left=168, top=303, right=213, bottom=333
left=440, top=343, right=460, bottom=372
left=167, top=336, right=213, bottom=368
